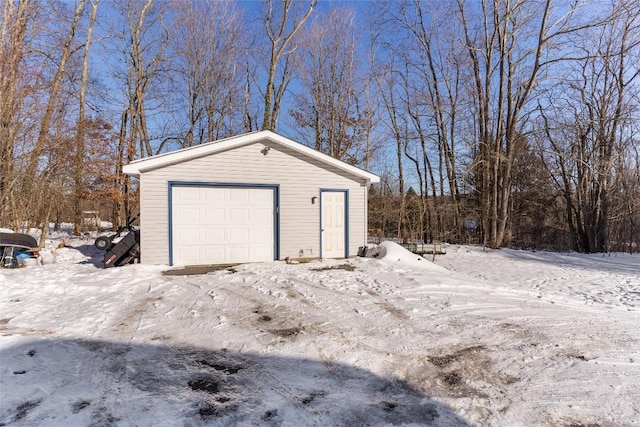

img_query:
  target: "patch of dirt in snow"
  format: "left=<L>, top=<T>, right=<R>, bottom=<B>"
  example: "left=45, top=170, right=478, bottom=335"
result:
left=397, top=343, right=520, bottom=405
left=311, top=263, right=357, bottom=272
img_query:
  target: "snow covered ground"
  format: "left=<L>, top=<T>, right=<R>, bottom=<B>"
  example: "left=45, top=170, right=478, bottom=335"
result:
left=1, top=232, right=639, bottom=426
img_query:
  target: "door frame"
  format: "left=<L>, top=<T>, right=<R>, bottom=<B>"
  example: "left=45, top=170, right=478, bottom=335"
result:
left=168, top=181, right=280, bottom=266
left=319, top=189, right=349, bottom=259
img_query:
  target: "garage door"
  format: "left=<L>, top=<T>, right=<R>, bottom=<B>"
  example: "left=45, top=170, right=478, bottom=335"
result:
left=171, top=185, right=275, bottom=265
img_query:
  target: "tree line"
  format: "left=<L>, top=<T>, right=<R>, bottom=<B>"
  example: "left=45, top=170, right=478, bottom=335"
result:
left=1, top=0, right=638, bottom=253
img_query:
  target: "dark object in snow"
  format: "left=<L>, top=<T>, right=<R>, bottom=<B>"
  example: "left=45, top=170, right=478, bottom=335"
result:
left=358, top=246, right=380, bottom=258
left=0, top=232, right=39, bottom=268
left=0, top=232, right=37, bottom=249
left=311, top=264, right=356, bottom=272
left=94, top=213, right=141, bottom=268
left=400, top=242, right=445, bottom=255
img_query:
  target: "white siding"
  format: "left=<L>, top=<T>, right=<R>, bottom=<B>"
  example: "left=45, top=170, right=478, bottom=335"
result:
left=138, top=140, right=368, bottom=265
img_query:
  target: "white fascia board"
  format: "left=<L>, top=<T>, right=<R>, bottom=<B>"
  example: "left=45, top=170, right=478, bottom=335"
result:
left=122, top=130, right=380, bottom=183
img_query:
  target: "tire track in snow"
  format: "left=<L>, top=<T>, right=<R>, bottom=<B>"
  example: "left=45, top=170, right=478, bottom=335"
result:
left=285, top=273, right=411, bottom=322
left=173, top=268, right=424, bottom=368
left=178, top=273, right=321, bottom=350
left=275, top=272, right=441, bottom=369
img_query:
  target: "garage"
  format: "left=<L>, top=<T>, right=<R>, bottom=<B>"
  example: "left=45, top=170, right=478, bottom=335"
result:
left=170, top=184, right=277, bottom=265
left=122, top=130, right=379, bottom=266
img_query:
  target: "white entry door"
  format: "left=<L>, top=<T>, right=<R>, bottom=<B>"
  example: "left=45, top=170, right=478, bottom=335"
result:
left=321, top=191, right=346, bottom=258
left=171, top=185, right=275, bottom=265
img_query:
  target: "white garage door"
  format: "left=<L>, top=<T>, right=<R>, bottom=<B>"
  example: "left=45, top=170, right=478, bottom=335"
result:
left=171, top=186, right=275, bottom=265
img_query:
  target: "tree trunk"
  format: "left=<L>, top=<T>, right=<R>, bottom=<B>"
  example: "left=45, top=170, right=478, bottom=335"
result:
left=261, top=0, right=316, bottom=131
left=73, top=0, right=99, bottom=235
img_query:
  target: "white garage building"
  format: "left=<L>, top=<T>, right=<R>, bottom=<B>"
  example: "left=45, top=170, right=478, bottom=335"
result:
left=122, top=130, right=380, bottom=266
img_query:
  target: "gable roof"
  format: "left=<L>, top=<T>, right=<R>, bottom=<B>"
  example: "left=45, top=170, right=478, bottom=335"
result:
left=122, top=130, right=380, bottom=183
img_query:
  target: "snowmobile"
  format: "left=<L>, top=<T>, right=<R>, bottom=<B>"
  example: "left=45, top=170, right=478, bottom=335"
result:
left=94, top=214, right=141, bottom=268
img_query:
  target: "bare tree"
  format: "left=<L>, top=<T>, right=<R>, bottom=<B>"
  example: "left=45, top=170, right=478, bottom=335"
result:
left=373, top=59, right=408, bottom=240
left=72, top=0, right=99, bottom=235
left=0, top=0, right=38, bottom=227
left=1, top=0, right=110, bottom=234
left=22, top=0, right=84, bottom=193
left=260, top=0, right=316, bottom=131
left=456, top=0, right=588, bottom=248
left=540, top=0, right=640, bottom=252
left=291, top=7, right=372, bottom=163
left=111, top=0, right=170, bottom=226
left=608, top=138, right=640, bottom=253
left=171, top=0, right=244, bottom=146
left=375, top=0, right=467, bottom=242
left=1, top=0, right=92, bottom=234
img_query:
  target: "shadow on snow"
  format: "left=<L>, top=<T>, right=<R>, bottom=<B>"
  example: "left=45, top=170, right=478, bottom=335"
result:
left=0, top=337, right=472, bottom=426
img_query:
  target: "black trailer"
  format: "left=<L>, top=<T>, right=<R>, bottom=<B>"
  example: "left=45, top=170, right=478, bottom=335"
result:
left=94, top=214, right=141, bottom=268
